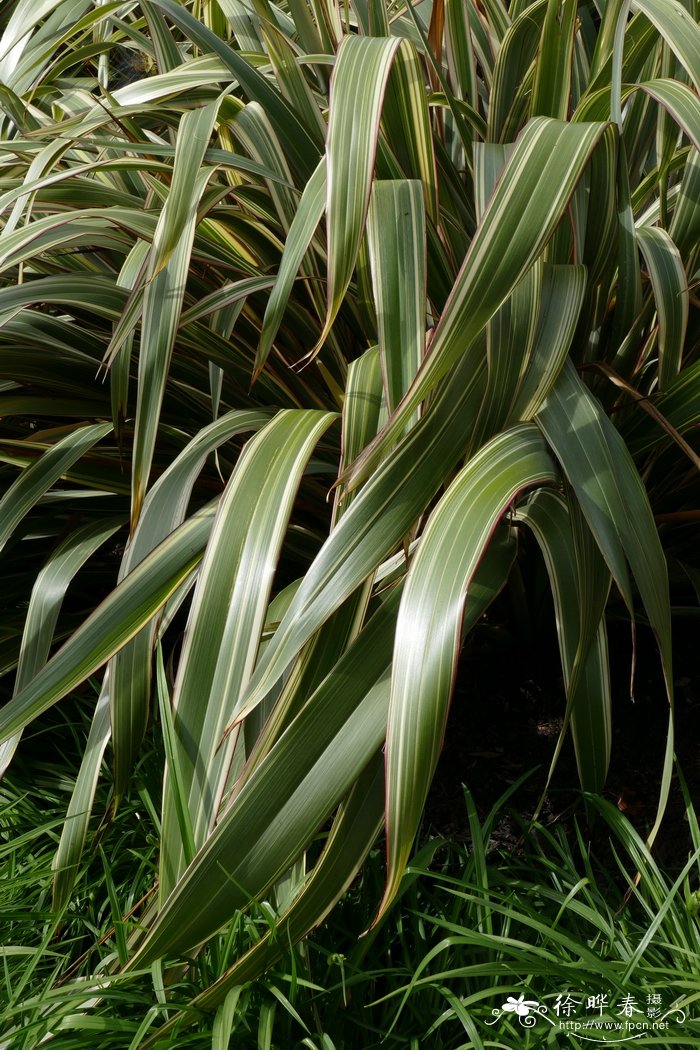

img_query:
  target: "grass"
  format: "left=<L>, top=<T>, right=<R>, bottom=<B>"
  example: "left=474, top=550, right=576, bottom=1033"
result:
left=3, top=707, right=700, bottom=1048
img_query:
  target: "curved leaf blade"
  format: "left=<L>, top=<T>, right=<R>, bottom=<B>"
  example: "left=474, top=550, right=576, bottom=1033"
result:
left=129, top=586, right=403, bottom=966
left=0, top=508, right=215, bottom=745
left=536, top=361, right=673, bottom=684
left=159, top=409, right=337, bottom=897
left=52, top=679, right=111, bottom=913
left=345, top=118, right=612, bottom=485
left=0, top=422, right=111, bottom=555
left=516, top=490, right=611, bottom=795
left=0, top=517, right=122, bottom=777
left=636, top=225, right=688, bottom=390
left=110, top=410, right=270, bottom=801
left=382, top=424, right=557, bottom=915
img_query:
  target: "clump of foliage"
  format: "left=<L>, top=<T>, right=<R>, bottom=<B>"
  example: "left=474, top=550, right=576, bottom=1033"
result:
left=0, top=0, right=698, bottom=1034
left=4, top=744, right=700, bottom=1047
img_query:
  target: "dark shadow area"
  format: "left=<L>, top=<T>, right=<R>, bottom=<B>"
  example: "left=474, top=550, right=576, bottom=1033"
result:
left=426, top=604, right=700, bottom=873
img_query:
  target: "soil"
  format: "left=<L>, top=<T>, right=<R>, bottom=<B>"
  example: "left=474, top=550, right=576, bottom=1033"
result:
left=425, top=612, right=700, bottom=873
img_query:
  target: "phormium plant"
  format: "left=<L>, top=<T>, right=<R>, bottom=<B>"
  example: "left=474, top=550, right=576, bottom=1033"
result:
left=0, top=0, right=697, bottom=1037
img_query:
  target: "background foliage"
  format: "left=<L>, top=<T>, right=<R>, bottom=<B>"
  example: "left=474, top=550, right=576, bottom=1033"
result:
left=0, top=0, right=698, bottom=1040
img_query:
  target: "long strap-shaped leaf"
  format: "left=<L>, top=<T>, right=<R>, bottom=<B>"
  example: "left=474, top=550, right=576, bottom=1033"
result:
left=233, top=353, right=387, bottom=784
left=128, top=516, right=517, bottom=967
left=380, top=424, right=557, bottom=918
left=230, top=102, right=298, bottom=234
left=321, top=35, right=402, bottom=343
left=255, top=158, right=326, bottom=380
left=130, top=584, right=404, bottom=966
left=0, top=0, right=65, bottom=84
left=148, top=0, right=320, bottom=184
left=159, top=409, right=337, bottom=899
left=471, top=258, right=542, bottom=450
left=0, top=209, right=157, bottom=274
left=535, top=363, right=674, bottom=846
left=51, top=678, right=111, bottom=913
left=110, top=410, right=270, bottom=802
left=0, top=422, right=111, bottom=554
left=138, top=758, right=385, bottom=1047
left=233, top=346, right=487, bottom=726
left=622, top=358, right=700, bottom=458
left=636, top=225, right=688, bottom=391
left=345, top=118, right=612, bottom=486
left=510, top=264, right=587, bottom=421
left=631, top=0, right=700, bottom=93
left=530, top=0, right=577, bottom=120
left=0, top=275, right=127, bottom=320
left=380, top=38, right=438, bottom=223
left=0, top=517, right=122, bottom=778
left=0, top=506, right=216, bottom=745
left=488, top=0, right=546, bottom=141
left=536, top=360, right=672, bottom=681
left=131, top=100, right=222, bottom=525
left=516, top=490, right=611, bottom=795
left=367, top=180, right=426, bottom=419
left=669, top=146, right=700, bottom=265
